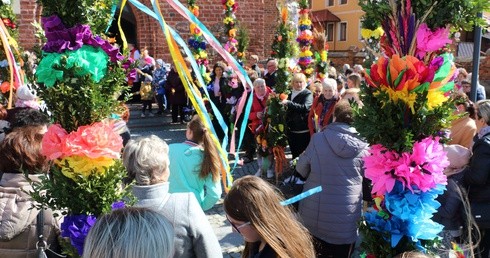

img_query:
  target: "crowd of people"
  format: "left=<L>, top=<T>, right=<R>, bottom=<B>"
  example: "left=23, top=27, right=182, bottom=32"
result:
left=1, top=45, right=490, bottom=258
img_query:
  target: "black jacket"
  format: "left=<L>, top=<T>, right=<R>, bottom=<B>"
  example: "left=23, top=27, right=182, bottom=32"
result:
left=286, top=90, right=313, bottom=132
left=465, top=132, right=490, bottom=203
left=434, top=173, right=464, bottom=230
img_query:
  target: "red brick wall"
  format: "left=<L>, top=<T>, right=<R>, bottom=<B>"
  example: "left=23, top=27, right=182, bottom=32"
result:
left=16, top=0, right=277, bottom=67
left=17, top=0, right=42, bottom=50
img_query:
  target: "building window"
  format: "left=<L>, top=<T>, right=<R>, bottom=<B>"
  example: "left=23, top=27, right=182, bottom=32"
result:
left=326, top=0, right=334, bottom=6
left=326, top=23, right=334, bottom=41
left=339, top=22, right=347, bottom=41
left=339, top=0, right=347, bottom=4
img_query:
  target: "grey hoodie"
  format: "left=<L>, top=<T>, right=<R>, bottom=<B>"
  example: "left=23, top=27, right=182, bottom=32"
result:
left=296, top=122, right=369, bottom=245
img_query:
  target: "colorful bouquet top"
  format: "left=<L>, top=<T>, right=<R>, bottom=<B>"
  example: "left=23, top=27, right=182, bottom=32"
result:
left=352, top=0, right=471, bottom=256
left=29, top=3, right=132, bottom=257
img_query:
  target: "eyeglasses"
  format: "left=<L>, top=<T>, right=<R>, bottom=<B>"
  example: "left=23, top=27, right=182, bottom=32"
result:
left=226, top=215, right=250, bottom=234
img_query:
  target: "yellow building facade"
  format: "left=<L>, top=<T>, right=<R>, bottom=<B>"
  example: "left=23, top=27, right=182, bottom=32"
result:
left=311, top=0, right=365, bottom=51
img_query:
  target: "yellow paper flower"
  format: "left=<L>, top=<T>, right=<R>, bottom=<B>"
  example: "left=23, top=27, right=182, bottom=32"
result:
left=305, top=68, right=315, bottom=75
left=223, top=17, right=234, bottom=24
left=199, top=51, right=208, bottom=59
left=58, top=156, right=115, bottom=179
left=299, top=50, right=313, bottom=57
left=426, top=90, right=448, bottom=110
left=189, top=23, right=196, bottom=34
left=320, top=50, right=328, bottom=62
left=228, top=28, right=237, bottom=38
left=226, top=0, right=235, bottom=7
left=361, top=27, right=384, bottom=39
left=381, top=86, right=417, bottom=113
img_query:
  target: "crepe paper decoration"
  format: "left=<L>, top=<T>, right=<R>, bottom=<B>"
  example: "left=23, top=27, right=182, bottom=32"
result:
left=415, top=23, right=452, bottom=59
left=36, top=45, right=109, bottom=87
left=59, top=156, right=116, bottom=179
left=364, top=136, right=448, bottom=195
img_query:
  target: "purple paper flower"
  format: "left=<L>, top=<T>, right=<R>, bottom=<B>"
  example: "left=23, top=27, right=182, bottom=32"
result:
left=60, top=214, right=97, bottom=256
left=41, top=15, right=124, bottom=62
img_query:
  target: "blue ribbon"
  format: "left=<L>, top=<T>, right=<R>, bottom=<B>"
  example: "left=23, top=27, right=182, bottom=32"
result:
left=280, top=186, right=322, bottom=206
left=168, top=0, right=254, bottom=168
left=105, top=0, right=119, bottom=33
left=126, top=0, right=228, bottom=145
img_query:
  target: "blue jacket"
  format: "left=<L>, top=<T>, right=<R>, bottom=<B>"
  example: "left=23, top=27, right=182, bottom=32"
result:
left=168, top=141, right=222, bottom=211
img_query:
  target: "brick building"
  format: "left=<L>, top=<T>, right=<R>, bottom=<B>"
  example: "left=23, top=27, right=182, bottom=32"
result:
left=17, top=0, right=278, bottom=64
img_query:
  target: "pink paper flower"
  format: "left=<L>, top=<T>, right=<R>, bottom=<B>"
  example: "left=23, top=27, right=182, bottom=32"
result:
left=364, top=137, right=448, bottom=195
left=415, top=23, right=451, bottom=59
left=42, top=124, right=68, bottom=160
left=64, top=121, right=123, bottom=159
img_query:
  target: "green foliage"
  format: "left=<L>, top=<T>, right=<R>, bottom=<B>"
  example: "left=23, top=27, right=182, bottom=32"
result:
left=353, top=83, right=455, bottom=153
left=266, top=98, right=288, bottom=147
left=27, top=160, right=133, bottom=217
left=236, top=25, right=249, bottom=62
left=358, top=0, right=490, bottom=30
left=36, top=58, right=129, bottom=132
left=358, top=0, right=390, bottom=30
left=38, top=0, right=115, bottom=35
left=271, top=23, right=296, bottom=59
left=298, top=0, right=309, bottom=9
left=413, top=0, right=490, bottom=31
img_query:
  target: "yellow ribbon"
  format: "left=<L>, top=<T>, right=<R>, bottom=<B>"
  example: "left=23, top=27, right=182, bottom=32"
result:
left=153, top=0, right=232, bottom=191
left=0, top=19, right=17, bottom=109
left=118, top=0, right=128, bottom=51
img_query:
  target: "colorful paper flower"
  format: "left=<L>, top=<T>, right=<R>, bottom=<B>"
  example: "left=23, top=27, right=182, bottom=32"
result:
left=415, top=23, right=452, bottom=59
left=59, top=155, right=115, bottom=179
left=64, top=121, right=123, bottom=159
left=364, top=136, right=448, bottom=195
left=61, top=214, right=97, bottom=256
left=42, top=124, right=68, bottom=160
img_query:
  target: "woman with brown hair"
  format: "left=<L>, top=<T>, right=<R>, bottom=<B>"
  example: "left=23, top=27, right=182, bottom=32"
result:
left=224, top=175, right=315, bottom=258
left=168, top=115, right=222, bottom=211
left=0, top=125, right=61, bottom=257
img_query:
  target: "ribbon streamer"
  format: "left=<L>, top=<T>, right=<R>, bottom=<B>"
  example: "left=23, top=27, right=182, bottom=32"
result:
left=280, top=186, right=322, bottom=206
left=165, top=0, right=254, bottom=163
left=126, top=0, right=233, bottom=190
left=126, top=0, right=228, bottom=150
left=0, top=18, right=23, bottom=109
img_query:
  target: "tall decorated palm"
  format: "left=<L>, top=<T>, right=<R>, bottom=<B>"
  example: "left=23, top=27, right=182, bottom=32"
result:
left=28, top=0, right=133, bottom=256
left=356, top=0, right=489, bottom=256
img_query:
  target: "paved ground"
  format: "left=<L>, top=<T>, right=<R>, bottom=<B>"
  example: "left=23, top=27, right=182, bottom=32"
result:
left=126, top=103, right=263, bottom=257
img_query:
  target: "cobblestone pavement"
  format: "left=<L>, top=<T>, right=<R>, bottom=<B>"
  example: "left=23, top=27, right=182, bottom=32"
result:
left=126, top=103, right=264, bottom=257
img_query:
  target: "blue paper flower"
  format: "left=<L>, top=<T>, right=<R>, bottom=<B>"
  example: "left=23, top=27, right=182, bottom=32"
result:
left=60, top=214, right=97, bottom=256
left=111, top=201, right=125, bottom=210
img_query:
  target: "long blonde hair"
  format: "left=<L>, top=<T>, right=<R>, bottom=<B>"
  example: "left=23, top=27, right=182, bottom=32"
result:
left=187, top=115, right=221, bottom=182
left=224, top=176, right=315, bottom=258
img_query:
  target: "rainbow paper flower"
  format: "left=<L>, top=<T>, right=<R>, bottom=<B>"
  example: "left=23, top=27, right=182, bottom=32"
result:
left=365, top=53, right=455, bottom=112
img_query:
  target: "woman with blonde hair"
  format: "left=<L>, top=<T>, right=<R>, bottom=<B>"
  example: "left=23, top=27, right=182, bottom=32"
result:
left=168, top=115, right=222, bottom=211
left=224, top=176, right=315, bottom=258
left=282, top=72, right=313, bottom=158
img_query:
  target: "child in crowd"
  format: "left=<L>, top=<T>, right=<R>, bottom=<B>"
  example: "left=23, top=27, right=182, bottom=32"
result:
left=224, top=176, right=315, bottom=258
left=168, top=115, right=222, bottom=211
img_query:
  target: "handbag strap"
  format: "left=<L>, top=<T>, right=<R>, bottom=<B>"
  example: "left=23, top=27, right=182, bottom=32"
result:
left=36, top=209, right=66, bottom=258
left=36, top=209, right=47, bottom=258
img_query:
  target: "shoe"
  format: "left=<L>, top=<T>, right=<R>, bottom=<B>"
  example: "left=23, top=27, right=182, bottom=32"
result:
left=141, top=113, right=146, bottom=118
left=267, top=169, right=275, bottom=178
left=149, top=112, right=155, bottom=117
left=254, top=169, right=262, bottom=177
